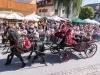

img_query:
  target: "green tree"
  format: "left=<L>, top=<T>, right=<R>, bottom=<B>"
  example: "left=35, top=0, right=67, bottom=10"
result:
left=53, top=0, right=82, bottom=18
left=79, top=6, right=94, bottom=19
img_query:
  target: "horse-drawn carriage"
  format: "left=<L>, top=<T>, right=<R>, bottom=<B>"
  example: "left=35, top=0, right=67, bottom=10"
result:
left=49, top=35, right=97, bottom=62
left=1, top=27, right=97, bottom=68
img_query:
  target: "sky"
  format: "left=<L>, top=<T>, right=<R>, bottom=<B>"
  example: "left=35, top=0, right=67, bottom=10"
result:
left=82, top=0, right=100, bottom=6
left=37, top=0, right=100, bottom=6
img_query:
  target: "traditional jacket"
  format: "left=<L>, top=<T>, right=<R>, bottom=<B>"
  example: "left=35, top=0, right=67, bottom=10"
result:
left=55, top=23, right=66, bottom=39
left=23, top=37, right=31, bottom=48
left=65, top=28, right=74, bottom=45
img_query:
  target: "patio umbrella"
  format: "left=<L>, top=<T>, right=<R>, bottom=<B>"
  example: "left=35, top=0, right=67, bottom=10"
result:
left=0, top=14, right=7, bottom=18
left=72, top=18, right=85, bottom=23
left=91, top=20, right=100, bottom=24
left=5, top=13, right=24, bottom=20
left=31, top=14, right=41, bottom=19
left=84, top=19, right=92, bottom=23
left=47, top=16, right=66, bottom=21
left=24, top=15, right=39, bottom=21
left=25, top=14, right=41, bottom=19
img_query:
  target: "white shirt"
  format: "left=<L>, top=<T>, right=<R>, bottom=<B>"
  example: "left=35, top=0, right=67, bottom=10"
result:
left=21, top=29, right=27, bottom=35
left=46, top=30, right=51, bottom=36
left=50, top=28, right=55, bottom=34
left=38, top=29, right=44, bottom=35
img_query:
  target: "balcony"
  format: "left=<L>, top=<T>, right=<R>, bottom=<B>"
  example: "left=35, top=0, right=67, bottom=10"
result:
left=0, top=0, right=36, bottom=11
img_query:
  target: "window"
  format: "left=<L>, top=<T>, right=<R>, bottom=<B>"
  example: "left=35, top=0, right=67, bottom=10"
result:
left=39, top=9, right=41, bottom=13
left=62, top=10, right=65, bottom=14
left=17, top=0, right=22, bottom=2
left=44, top=9, right=48, bottom=12
left=42, top=9, right=45, bottom=12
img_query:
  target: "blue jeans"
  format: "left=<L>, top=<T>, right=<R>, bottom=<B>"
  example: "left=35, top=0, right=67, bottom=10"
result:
left=93, top=34, right=99, bottom=40
left=39, top=35, right=45, bottom=41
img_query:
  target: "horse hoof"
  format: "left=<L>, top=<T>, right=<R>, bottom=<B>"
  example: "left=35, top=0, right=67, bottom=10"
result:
left=21, top=63, right=26, bottom=68
left=5, top=63, right=9, bottom=66
left=32, top=61, right=35, bottom=64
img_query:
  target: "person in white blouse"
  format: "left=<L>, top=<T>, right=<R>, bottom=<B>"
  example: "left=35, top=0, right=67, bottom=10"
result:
left=38, top=26, right=45, bottom=41
left=45, top=28, right=51, bottom=42
left=49, top=26, right=55, bottom=35
left=21, top=27, right=27, bottom=35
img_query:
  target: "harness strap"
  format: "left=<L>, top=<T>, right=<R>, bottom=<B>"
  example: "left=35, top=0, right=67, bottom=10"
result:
left=10, top=45, right=24, bottom=53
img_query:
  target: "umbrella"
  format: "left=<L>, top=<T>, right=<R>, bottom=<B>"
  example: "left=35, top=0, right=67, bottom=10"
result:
left=0, top=14, right=7, bottom=18
left=91, top=20, right=100, bottom=24
left=61, top=17, right=69, bottom=21
left=24, top=15, right=39, bottom=21
left=32, top=14, right=41, bottom=19
left=5, top=13, right=24, bottom=20
left=25, top=14, right=41, bottom=19
left=47, top=16, right=66, bottom=21
left=84, top=19, right=92, bottom=23
left=72, top=18, right=85, bottom=23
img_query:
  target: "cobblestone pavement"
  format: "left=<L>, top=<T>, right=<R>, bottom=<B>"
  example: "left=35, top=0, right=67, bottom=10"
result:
left=48, top=64, right=100, bottom=75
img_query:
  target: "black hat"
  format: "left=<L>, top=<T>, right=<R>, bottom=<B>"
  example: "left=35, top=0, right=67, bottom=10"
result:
left=67, top=23, right=73, bottom=27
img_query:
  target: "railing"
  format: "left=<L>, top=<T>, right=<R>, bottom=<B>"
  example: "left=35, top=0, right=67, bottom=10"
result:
left=0, top=0, right=37, bottom=11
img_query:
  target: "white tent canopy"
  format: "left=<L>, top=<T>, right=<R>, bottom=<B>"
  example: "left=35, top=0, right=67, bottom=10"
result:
left=5, top=13, right=24, bottom=20
left=0, top=14, right=7, bottom=18
left=47, top=16, right=66, bottom=21
left=62, top=17, right=69, bottom=21
left=84, top=18, right=92, bottom=23
left=91, top=20, right=100, bottom=25
left=26, top=13, right=41, bottom=19
left=32, top=14, right=41, bottom=19
left=84, top=19, right=100, bottom=25
left=24, top=14, right=39, bottom=21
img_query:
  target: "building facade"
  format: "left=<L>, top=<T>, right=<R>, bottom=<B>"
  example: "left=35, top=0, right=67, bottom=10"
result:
left=85, top=3, right=100, bottom=22
left=12, top=0, right=36, bottom=4
left=0, top=0, right=37, bottom=16
left=36, top=0, right=66, bottom=17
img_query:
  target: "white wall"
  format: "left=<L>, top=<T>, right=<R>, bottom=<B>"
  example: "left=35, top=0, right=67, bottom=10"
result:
left=37, top=5, right=67, bottom=17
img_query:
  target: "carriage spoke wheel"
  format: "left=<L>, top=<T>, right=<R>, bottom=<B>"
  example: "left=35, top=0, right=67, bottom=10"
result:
left=50, top=44, right=59, bottom=54
left=85, top=44, right=97, bottom=58
left=60, top=48, right=72, bottom=62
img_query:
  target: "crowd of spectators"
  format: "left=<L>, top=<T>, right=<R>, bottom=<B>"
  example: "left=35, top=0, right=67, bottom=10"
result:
left=0, top=19, right=100, bottom=42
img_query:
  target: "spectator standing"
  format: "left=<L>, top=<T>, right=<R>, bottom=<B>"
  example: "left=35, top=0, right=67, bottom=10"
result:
left=38, top=26, right=45, bottom=41
left=45, top=28, right=51, bottom=42
left=21, top=27, right=27, bottom=35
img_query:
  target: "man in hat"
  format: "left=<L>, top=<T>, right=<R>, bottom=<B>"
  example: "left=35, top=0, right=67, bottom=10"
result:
left=55, top=21, right=67, bottom=44
left=64, top=23, right=74, bottom=45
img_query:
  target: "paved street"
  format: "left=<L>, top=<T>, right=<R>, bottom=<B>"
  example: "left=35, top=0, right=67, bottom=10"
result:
left=0, top=42, right=100, bottom=75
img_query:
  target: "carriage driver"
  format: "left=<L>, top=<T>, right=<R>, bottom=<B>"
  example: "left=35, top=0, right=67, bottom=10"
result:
left=55, top=20, right=67, bottom=44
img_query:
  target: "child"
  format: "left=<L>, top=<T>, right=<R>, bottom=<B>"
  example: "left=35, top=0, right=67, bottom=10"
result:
left=22, top=34, right=31, bottom=49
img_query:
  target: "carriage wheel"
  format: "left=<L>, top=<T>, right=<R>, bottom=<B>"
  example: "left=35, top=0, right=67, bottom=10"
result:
left=85, top=44, right=97, bottom=58
left=60, top=48, right=72, bottom=62
left=50, top=44, right=59, bottom=54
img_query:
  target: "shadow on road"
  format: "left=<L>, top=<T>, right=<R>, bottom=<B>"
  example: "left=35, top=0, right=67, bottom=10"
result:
left=0, top=51, right=86, bottom=73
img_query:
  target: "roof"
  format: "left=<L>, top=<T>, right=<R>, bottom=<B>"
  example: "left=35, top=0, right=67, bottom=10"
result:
left=85, top=3, right=100, bottom=14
